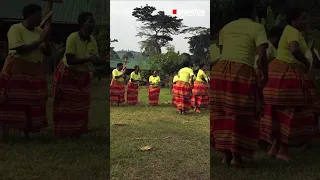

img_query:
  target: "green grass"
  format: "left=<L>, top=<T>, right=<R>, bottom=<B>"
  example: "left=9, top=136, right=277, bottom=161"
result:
left=110, top=87, right=210, bottom=180
left=0, top=77, right=109, bottom=180
left=211, top=141, right=320, bottom=179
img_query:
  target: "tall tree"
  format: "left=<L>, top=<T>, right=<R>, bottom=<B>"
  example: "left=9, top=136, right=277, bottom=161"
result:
left=181, top=27, right=210, bottom=65
left=132, top=5, right=184, bottom=55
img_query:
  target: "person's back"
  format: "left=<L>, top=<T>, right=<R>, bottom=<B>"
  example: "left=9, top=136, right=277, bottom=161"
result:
left=220, top=18, right=267, bottom=67
left=178, top=67, right=193, bottom=83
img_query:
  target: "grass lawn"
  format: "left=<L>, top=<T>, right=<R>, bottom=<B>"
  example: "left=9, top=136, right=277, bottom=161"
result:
left=110, top=87, right=210, bottom=180
left=211, top=139, right=320, bottom=179
left=0, top=77, right=109, bottom=180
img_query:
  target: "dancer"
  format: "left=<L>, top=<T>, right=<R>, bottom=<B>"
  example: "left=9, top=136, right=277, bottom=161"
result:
left=0, top=3, right=52, bottom=139
left=172, top=61, right=195, bottom=114
left=126, top=65, right=141, bottom=105
left=261, top=8, right=320, bottom=161
left=110, top=63, right=126, bottom=106
left=148, top=71, right=161, bottom=106
left=191, top=64, right=209, bottom=113
left=210, top=0, right=269, bottom=167
left=171, top=72, right=179, bottom=107
left=52, top=12, right=104, bottom=137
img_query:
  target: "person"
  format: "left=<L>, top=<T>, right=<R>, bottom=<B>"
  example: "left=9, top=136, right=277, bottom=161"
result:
left=126, top=65, right=141, bottom=105
left=210, top=33, right=221, bottom=68
left=191, top=64, right=209, bottom=113
left=261, top=8, right=320, bottom=161
left=148, top=71, right=161, bottom=106
left=171, top=72, right=179, bottom=107
left=0, top=4, right=51, bottom=139
left=52, top=12, right=104, bottom=137
left=172, top=61, right=195, bottom=114
left=210, top=0, right=269, bottom=167
left=110, top=63, right=126, bottom=106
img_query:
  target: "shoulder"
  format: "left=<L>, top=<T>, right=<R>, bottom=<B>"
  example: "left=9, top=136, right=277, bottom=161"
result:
left=90, top=35, right=97, bottom=43
left=8, top=23, right=22, bottom=32
left=283, top=25, right=299, bottom=35
left=67, top=32, right=79, bottom=41
left=112, top=69, right=117, bottom=73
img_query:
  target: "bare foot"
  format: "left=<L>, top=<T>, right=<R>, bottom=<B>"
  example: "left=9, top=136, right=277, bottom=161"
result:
left=221, top=151, right=232, bottom=164
left=268, top=140, right=279, bottom=157
left=231, top=155, right=244, bottom=168
left=196, top=109, right=201, bottom=113
left=276, top=153, right=290, bottom=162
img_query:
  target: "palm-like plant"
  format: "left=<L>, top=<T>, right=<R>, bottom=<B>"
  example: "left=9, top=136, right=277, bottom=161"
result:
left=255, top=6, right=286, bottom=31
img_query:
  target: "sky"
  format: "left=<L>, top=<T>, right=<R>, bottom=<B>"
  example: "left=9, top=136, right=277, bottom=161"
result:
left=110, top=0, right=210, bottom=54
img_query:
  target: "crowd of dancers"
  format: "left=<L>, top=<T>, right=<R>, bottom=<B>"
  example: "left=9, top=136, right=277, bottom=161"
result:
left=110, top=61, right=210, bottom=114
left=210, top=0, right=320, bottom=167
left=0, top=2, right=106, bottom=139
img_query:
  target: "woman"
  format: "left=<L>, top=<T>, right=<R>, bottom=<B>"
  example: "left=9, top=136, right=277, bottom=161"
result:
left=148, top=71, right=161, bottom=106
left=0, top=4, right=51, bottom=139
left=172, top=61, right=195, bottom=114
left=171, top=72, right=179, bottom=107
left=110, top=63, right=126, bottom=106
left=261, top=9, right=320, bottom=161
left=191, top=64, right=209, bottom=113
left=126, top=65, right=141, bottom=105
left=210, top=0, right=269, bottom=166
left=53, top=12, right=104, bottom=137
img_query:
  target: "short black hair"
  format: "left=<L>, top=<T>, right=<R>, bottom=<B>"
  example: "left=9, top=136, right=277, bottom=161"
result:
left=199, top=63, right=206, bottom=69
left=22, top=4, right=42, bottom=19
left=234, top=0, right=254, bottom=18
left=286, top=8, right=304, bottom=25
left=134, top=65, right=139, bottom=70
left=78, top=12, right=94, bottom=26
left=268, top=26, right=284, bottom=38
left=183, top=61, right=190, bottom=67
left=117, top=63, right=123, bottom=67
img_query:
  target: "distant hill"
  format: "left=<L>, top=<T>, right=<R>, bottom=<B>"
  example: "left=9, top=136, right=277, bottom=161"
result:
left=115, top=50, right=144, bottom=60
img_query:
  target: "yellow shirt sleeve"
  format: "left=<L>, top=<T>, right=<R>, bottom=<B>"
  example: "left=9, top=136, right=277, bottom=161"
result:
left=7, top=25, right=24, bottom=50
left=189, top=68, right=195, bottom=77
left=255, top=26, right=268, bottom=47
left=130, top=72, right=134, bottom=79
left=218, top=29, right=224, bottom=46
left=286, top=27, right=300, bottom=44
left=112, top=69, right=118, bottom=78
left=65, top=34, right=76, bottom=55
left=149, top=76, right=152, bottom=82
left=90, top=36, right=99, bottom=55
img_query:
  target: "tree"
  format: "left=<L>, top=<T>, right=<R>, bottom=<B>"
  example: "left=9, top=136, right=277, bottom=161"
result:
left=132, top=4, right=185, bottom=55
left=181, top=27, right=210, bottom=65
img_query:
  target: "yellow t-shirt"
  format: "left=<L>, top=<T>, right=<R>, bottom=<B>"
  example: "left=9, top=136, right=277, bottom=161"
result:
left=62, top=32, right=98, bottom=71
left=196, top=69, right=208, bottom=82
left=7, top=23, right=43, bottom=63
left=149, top=75, right=161, bottom=86
left=276, top=25, right=308, bottom=65
left=210, top=43, right=220, bottom=63
left=178, top=67, right=194, bottom=83
left=130, top=72, right=141, bottom=84
left=173, top=75, right=179, bottom=83
left=254, top=41, right=277, bottom=68
left=219, top=18, right=268, bottom=67
left=112, top=69, right=124, bottom=82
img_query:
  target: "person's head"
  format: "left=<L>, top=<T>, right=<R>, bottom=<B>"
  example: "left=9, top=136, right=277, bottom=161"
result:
left=22, top=4, right=42, bottom=27
left=268, top=26, right=284, bottom=48
left=134, top=65, right=140, bottom=73
left=78, top=12, right=95, bottom=35
left=183, top=60, right=190, bottom=68
left=286, top=8, right=308, bottom=31
left=234, top=0, right=255, bottom=19
left=153, top=70, right=158, bottom=76
left=117, top=63, right=123, bottom=70
left=199, top=63, right=207, bottom=71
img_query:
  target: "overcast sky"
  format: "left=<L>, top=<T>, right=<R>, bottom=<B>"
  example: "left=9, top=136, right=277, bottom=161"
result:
left=110, top=0, right=210, bottom=54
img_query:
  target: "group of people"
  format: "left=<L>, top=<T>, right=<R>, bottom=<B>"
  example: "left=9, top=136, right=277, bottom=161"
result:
left=110, top=63, right=161, bottom=106
left=210, top=0, right=320, bottom=167
left=110, top=60, right=210, bottom=114
left=0, top=3, right=106, bottom=139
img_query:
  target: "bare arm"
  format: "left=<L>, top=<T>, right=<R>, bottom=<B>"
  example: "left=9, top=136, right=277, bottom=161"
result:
left=289, top=42, right=310, bottom=69
left=257, top=43, right=269, bottom=81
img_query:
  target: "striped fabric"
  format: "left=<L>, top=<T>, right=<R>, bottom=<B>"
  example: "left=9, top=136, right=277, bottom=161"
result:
left=0, top=56, right=48, bottom=132
left=210, top=60, right=263, bottom=157
left=110, top=80, right=125, bottom=104
left=126, top=82, right=139, bottom=105
left=172, top=81, right=192, bottom=112
left=191, top=80, right=209, bottom=108
left=261, top=59, right=319, bottom=145
left=172, top=84, right=177, bottom=107
left=53, top=62, right=91, bottom=137
left=148, top=86, right=160, bottom=106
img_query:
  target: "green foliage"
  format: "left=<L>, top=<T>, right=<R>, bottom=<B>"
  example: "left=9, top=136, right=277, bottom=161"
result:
left=132, top=4, right=185, bottom=56
left=148, top=47, right=188, bottom=76
left=93, top=26, right=109, bottom=76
